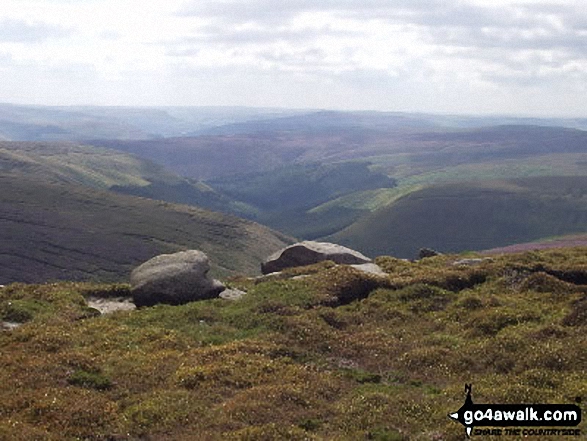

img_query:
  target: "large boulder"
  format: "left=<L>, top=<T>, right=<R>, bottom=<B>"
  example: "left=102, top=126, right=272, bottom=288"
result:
left=130, top=250, right=225, bottom=307
left=261, top=241, right=371, bottom=274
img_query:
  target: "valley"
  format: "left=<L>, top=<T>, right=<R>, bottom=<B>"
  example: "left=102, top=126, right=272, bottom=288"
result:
left=1, top=105, right=587, bottom=282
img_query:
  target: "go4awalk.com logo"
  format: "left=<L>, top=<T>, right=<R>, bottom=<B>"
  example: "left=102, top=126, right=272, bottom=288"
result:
left=449, top=384, right=582, bottom=437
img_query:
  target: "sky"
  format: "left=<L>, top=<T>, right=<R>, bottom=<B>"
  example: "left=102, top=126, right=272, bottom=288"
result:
left=0, top=0, right=586, bottom=116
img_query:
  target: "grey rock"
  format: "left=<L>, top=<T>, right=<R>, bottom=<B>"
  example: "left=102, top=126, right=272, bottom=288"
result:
left=130, top=250, right=225, bottom=307
left=1, top=321, right=21, bottom=331
left=86, top=297, right=136, bottom=314
left=219, top=288, right=247, bottom=300
left=261, top=241, right=371, bottom=274
left=350, top=263, right=387, bottom=277
left=453, top=258, right=493, bottom=266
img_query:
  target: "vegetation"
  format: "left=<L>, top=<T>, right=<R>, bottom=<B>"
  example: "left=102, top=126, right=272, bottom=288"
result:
left=209, top=162, right=394, bottom=238
left=1, top=248, right=586, bottom=440
left=0, top=175, right=290, bottom=284
left=329, top=176, right=587, bottom=259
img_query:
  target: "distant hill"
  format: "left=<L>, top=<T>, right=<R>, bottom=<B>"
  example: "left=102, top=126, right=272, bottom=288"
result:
left=0, top=175, right=291, bottom=284
left=0, top=140, right=252, bottom=216
left=481, top=234, right=587, bottom=254
left=94, top=124, right=587, bottom=241
left=329, top=176, right=587, bottom=259
left=94, top=125, right=587, bottom=182
left=208, top=161, right=395, bottom=239
left=0, top=104, right=302, bottom=141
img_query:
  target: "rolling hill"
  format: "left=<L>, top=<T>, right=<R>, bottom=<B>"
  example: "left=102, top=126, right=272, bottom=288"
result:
left=0, top=174, right=291, bottom=284
left=0, top=104, right=302, bottom=141
left=3, top=108, right=587, bottom=265
left=0, top=140, right=253, bottom=216
left=94, top=123, right=587, bottom=241
left=329, top=176, right=587, bottom=259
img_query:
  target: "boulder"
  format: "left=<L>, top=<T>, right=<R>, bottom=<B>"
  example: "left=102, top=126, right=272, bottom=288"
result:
left=130, top=250, right=225, bottom=307
left=261, top=241, right=371, bottom=274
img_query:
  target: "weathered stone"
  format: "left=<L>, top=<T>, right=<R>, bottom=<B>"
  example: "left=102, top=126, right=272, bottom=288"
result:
left=130, top=250, right=225, bottom=307
left=350, top=263, right=387, bottom=277
left=261, top=241, right=371, bottom=274
left=86, top=297, right=136, bottom=314
left=219, top=288, right=247, bottom=301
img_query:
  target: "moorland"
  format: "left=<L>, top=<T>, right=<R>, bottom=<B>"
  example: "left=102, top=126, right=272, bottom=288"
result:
left=0, top=104, right=586, bottom=440
left=1, top=249, right=587, bottom=440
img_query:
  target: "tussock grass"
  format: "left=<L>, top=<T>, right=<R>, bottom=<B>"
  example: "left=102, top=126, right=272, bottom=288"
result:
left=1, top=249, right=586, bottom=439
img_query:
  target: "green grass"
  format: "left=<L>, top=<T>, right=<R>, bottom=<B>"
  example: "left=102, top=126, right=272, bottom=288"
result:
left=0, top=141, right=182, bottom=189
left=328, top=176, right=587, bottom=259
left=1, top=248, right=586, bottom=439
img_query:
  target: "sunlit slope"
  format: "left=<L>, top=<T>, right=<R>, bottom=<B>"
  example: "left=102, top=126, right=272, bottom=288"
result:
left=0, top=140, right=248, bottom=215
left=0, top=175, right=290, bottom=284
left=329, top=176, right=587, bottom=259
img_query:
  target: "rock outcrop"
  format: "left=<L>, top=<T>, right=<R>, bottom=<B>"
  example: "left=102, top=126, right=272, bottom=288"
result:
left=130, top=250, right=225, bottom=307
left=261, top=241, right=371, bottom=274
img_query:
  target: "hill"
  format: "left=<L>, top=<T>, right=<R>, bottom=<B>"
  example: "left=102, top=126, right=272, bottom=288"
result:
left=94, top=124, right=587, bottom=181
left=208, top=162, right=395, bottom=238
left=0, top=140, right=252, bottom=216
left=1, top=248, right=586, bottom=439
left=0, top=175, right=290, bottom=284
left=94, top=124, right=587, bottom=241
left=481, top=234, right=587, bottom=254
left=328, top=176, right=587, bottom=259
left=0, top=104, right=302, bottom=141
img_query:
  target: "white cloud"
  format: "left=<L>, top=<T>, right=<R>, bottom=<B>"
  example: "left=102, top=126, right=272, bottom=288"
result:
left=0, top=0, right=585, bottom=116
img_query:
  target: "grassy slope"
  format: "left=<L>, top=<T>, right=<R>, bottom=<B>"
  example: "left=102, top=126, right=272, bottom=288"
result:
left=0, top=175, right=290, bottom=284
left=208, top=162, right=395, bottom=238
left=0, top=141, right=183, bottom=188
left=1, top=248, right=586, bottom=440
left=94, top=126, right=587, bottom=241
left=328, top=176, right=587, bottom=259
left=0, top=140, right=252, bottom=218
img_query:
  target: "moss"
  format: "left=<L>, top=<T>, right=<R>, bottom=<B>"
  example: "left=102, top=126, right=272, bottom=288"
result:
left=67, top=369, right=112, bottom=390
left=0, top=299, right=50, bottom=322
left=1, top=250, right=587, bottom=439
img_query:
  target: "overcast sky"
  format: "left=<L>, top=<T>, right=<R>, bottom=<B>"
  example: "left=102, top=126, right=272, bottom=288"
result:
left=0, top=0, right=585, bottom=116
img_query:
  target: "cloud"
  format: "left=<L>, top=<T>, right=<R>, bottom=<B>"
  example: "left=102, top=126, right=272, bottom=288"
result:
left=0, top=0, right=585, bottom=115
left=0, top=19, right=71, bottom=43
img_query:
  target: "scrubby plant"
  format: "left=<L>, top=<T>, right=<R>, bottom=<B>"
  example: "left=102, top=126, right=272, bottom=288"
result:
left=1, top=249, right=586, bottom=439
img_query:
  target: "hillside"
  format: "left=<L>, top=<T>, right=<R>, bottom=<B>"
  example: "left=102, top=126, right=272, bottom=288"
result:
left=94, top=124, right=587, bottom=181
left=329, top=176, right=587, bottom=259
left=0, top=140, right=251, bottom=216
left=93, top=124, right=587, bottom=240
left=0, top=104, right=302, bottom=141
left=208, top=162, right=395, bottom=238
left=0, top=175, right=290, bottom=284
left=1, top=248, right=586, bottom=439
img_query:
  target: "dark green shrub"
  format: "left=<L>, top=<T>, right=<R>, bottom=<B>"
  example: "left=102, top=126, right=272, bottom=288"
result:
left=68, top=369, right=112, bottom=391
